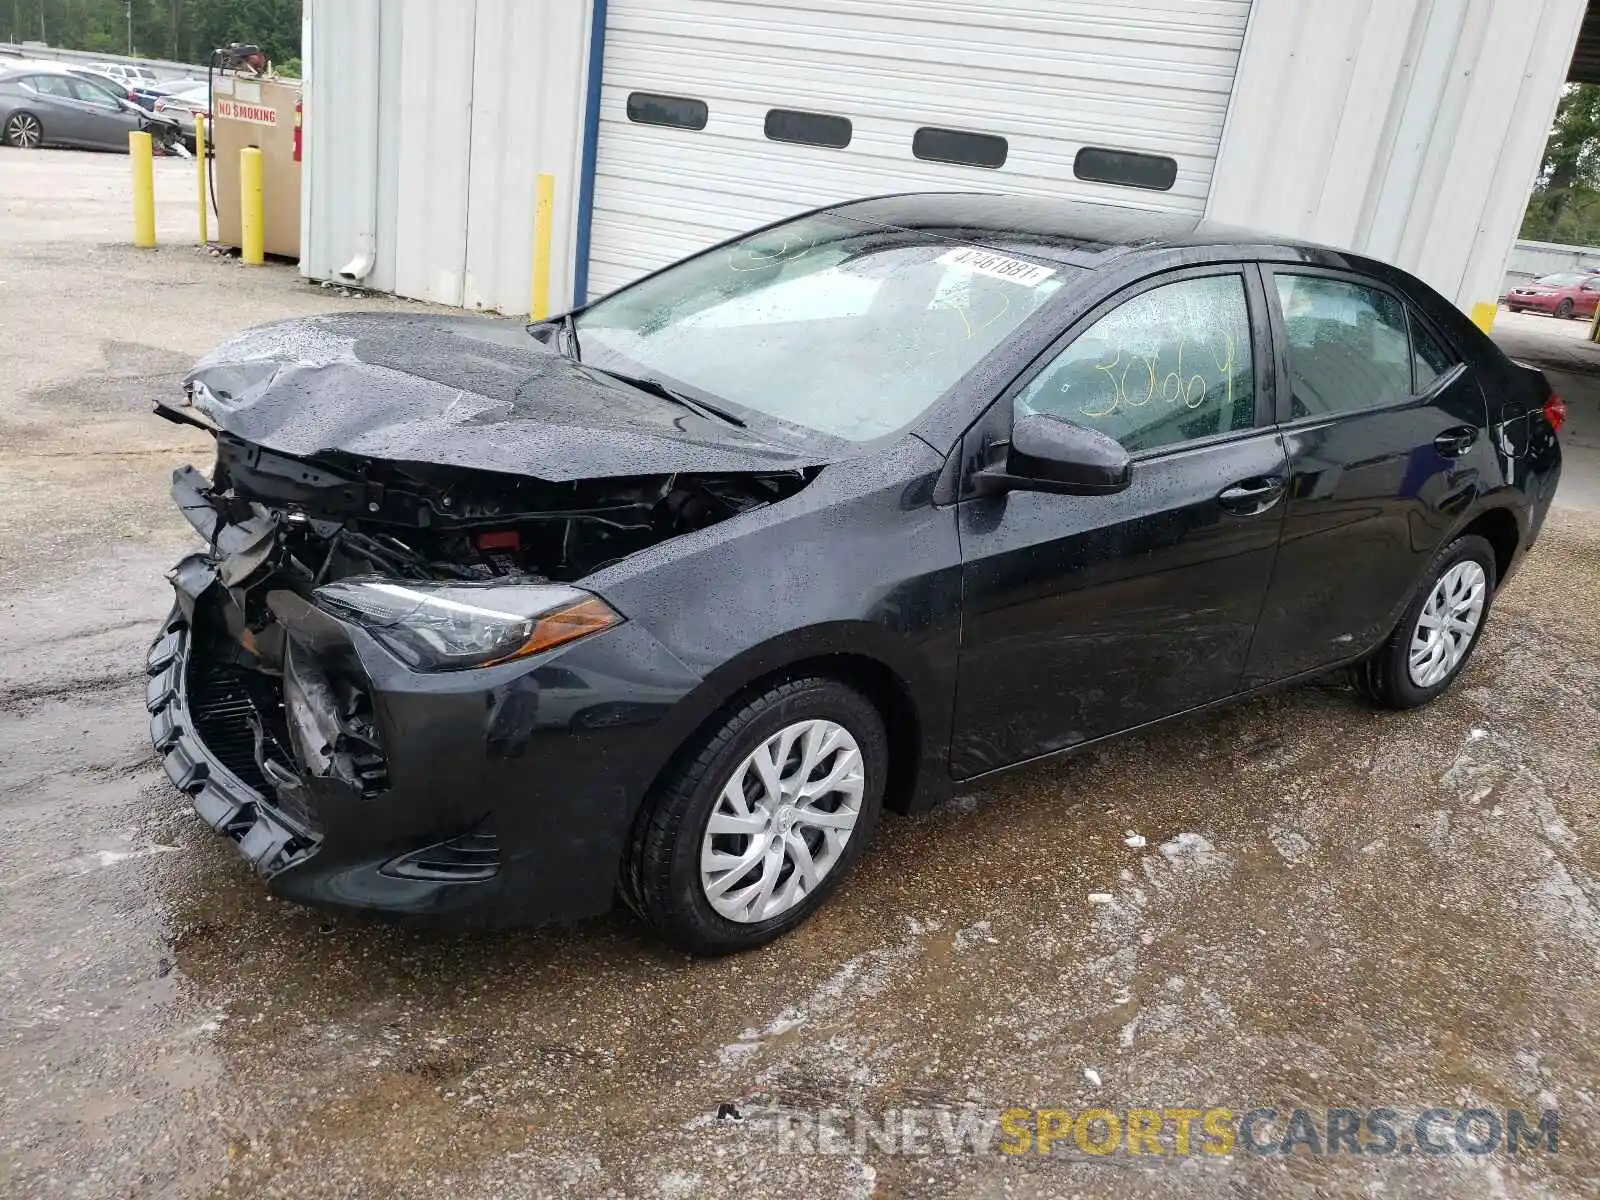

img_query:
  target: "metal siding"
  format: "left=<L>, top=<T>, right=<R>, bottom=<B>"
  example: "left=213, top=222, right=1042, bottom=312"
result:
left=1207, top=0, right=1585, bottom=313
left=305, top=0, right=1580, bottom=322
left=587, top=0, right=1252, bottom=298
left=301, top=0, right=590, bottom=313
left=370, top=1, right=405, bottom=295
left=1359, top=2, right=1460, bottom=263
left=300, top=0, right=382, bottom=285
left=391, top=0, right=477, bottom=306
left=461, top=0, right=590, bottom=314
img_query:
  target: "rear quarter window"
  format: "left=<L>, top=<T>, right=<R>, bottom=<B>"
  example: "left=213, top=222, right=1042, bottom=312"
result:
left=1408, top=313, right=1456, bottom=392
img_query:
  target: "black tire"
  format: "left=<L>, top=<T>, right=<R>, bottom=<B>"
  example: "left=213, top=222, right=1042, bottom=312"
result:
left=621, top=676, right=887, bottom=955
left=3, top=111, right=42, bottom=149
left=1508, top=306, right=1523, bottom=314
left=1556, top=298, right=1574, bottom=318
left=1351, top=534, right=1497, bottom=709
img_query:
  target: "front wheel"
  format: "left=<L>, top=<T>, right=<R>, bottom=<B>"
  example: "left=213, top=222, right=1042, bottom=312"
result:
left=1556, top=298, right=1575, bottom=318
left=3, top=112, right=42, bottom=149
left=1351, top=534, right=1496, bottom=709
left=621, top=676, right=887, bottom=955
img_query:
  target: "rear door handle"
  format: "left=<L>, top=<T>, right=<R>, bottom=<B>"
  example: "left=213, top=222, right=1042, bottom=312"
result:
left=1217, top=475, right=1285, bottom=515
left=1434, top=426, right=1478, bottom=457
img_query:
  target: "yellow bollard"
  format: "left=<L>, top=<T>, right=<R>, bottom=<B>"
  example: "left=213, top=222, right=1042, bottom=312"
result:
left=240, top=146, right=264, bottom=265
left=129, top=131, right=155, bottom=248
left=530, top=172, right=555, bottom=319
left=195, top=115, right=208, bottom=245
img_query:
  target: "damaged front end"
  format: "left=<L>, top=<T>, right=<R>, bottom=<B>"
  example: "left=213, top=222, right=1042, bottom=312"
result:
left=148, top=427, right=810, bottom=918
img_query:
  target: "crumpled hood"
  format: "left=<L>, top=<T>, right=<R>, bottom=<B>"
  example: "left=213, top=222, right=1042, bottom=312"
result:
left=177, top=312, right=819, bottom=481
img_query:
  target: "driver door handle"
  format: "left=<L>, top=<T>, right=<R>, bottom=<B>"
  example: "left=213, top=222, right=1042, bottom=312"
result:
left=1217, top=475, right=1286, bottom=515
left=1433, top=426, right=1478, bottom=457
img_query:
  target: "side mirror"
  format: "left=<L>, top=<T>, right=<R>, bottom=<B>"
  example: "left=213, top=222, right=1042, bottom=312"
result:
left=978, top=413, right=1131, bottom=496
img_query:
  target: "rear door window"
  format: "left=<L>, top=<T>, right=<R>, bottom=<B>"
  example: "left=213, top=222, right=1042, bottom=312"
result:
left=25, top=75, right=74, bottom=98
left=1273, top=274, right=1412, bottom=418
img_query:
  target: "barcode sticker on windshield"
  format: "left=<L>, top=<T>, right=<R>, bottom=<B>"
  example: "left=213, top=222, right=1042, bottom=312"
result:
left=937, top=246, right=1057, bottom=288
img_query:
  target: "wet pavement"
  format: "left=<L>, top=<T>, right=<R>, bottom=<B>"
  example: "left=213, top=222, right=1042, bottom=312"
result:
left=3, top=149, right=1600, bottom=1198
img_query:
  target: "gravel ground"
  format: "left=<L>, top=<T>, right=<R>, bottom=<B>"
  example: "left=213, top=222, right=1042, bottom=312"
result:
left=2, top=149, right=1599, bottom=1199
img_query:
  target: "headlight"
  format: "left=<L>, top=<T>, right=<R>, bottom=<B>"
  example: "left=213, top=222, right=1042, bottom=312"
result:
left=313, top=578, right=622, bottom=671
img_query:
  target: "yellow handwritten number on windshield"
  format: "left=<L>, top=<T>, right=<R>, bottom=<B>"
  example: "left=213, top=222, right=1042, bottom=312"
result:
left=1080, top=330, right=1235, bottom=421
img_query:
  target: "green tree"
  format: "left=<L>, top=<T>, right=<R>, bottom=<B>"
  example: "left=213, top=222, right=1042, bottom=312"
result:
left=6, top=0, right=300, bottom=67
left=1522, top=83, right=1600, bottom=243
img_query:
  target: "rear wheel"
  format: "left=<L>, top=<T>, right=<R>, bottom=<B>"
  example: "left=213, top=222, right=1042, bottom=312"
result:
left=621, top=676, right=887, bottom=955
left=3, top=112, right=41, bottom=149
left=1351, top=534, right=1496, bottom=709
left=1556, top=298, right=1575, bottom=318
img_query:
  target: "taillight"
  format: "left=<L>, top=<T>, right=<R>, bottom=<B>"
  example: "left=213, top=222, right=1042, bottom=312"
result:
left=1544, top=395, right=1567, bottom=433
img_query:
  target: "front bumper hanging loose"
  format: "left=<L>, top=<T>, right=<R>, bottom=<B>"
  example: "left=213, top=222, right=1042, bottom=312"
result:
left=147, top=604, right=315, bottom=875
left=146, top=465, right=709, bottom=926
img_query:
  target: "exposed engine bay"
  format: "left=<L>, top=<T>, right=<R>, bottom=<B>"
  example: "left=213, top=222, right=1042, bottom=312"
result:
left=152, top=310, right=826, bottom=845
left=193, top=431, right=814, bottom=588
left=161, top=435, right=813, bottom=824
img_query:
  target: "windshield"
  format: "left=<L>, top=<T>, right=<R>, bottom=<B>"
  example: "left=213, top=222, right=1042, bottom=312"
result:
left=1535, top=273, right=1587, bottom=286
left=574, top=213, right=1074, bottom=442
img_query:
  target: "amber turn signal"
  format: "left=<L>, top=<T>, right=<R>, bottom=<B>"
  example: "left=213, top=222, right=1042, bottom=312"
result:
left=488, top=595, right=622, bottom=665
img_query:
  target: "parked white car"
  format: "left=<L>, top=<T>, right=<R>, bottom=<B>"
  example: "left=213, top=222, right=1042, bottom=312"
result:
left=86, top=62, right=159, bottom=87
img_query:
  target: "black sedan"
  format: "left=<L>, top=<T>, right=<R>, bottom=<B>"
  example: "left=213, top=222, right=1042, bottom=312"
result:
left=147, top=194, right=1563, bottom=954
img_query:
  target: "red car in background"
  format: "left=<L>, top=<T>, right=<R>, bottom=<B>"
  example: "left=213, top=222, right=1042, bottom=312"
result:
left=1505, top=271, right=1600, bottom=318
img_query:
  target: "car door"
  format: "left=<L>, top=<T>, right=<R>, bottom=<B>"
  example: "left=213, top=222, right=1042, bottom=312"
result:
left=951, top=265, right=1290, bottom=776
left=1579, top=277, right=1600, bottom=318
left=65, top=76, right=140, bottom=148
left=1242, top=266, right=1492, bottom=684
left=18, top=74, right=85, bottom=142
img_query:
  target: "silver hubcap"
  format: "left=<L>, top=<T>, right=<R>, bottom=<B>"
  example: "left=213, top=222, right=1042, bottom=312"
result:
left=699, top=719, right=865, bottom=924
left=8, top=115, right=40, bottom=149
left=1409, top=560, right=1487, bottom=688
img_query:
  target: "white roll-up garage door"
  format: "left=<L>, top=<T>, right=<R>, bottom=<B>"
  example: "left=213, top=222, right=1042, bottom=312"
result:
left=585, top=0, right=1252, bottom=298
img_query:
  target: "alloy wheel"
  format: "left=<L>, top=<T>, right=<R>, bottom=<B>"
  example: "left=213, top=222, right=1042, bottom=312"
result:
left=699, top=718, right=865, bottom=924
left=6, top=114, right=41, bottom=149
left=1408, top=560, right=1487, bottom=688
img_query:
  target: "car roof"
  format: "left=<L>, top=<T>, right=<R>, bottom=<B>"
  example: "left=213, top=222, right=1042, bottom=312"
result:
left=825, top=192, right=1325, bottom=269
left=0, top=60, right=76, bottom=76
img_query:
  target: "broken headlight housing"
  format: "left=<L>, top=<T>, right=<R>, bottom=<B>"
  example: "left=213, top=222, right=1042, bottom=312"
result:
left=313, top=578, right=622, bottom=671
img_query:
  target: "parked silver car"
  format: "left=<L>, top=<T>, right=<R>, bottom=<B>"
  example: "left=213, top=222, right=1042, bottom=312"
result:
left=150, top=79, right=210, bottom=149
left=0, top=63, right=179, bottom=151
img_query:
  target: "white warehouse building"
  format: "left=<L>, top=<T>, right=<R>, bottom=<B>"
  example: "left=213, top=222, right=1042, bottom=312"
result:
left=299, top=0, right=1595, bottom=330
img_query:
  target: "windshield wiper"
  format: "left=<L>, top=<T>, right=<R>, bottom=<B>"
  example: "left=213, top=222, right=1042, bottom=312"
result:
left=582, top=363, right=748, bottom=429
left=559, top=312, right=581, bottom=361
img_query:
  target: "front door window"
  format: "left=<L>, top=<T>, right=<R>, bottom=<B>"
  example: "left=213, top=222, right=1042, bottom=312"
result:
left=1015, top=273, right=1255, bottom=453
